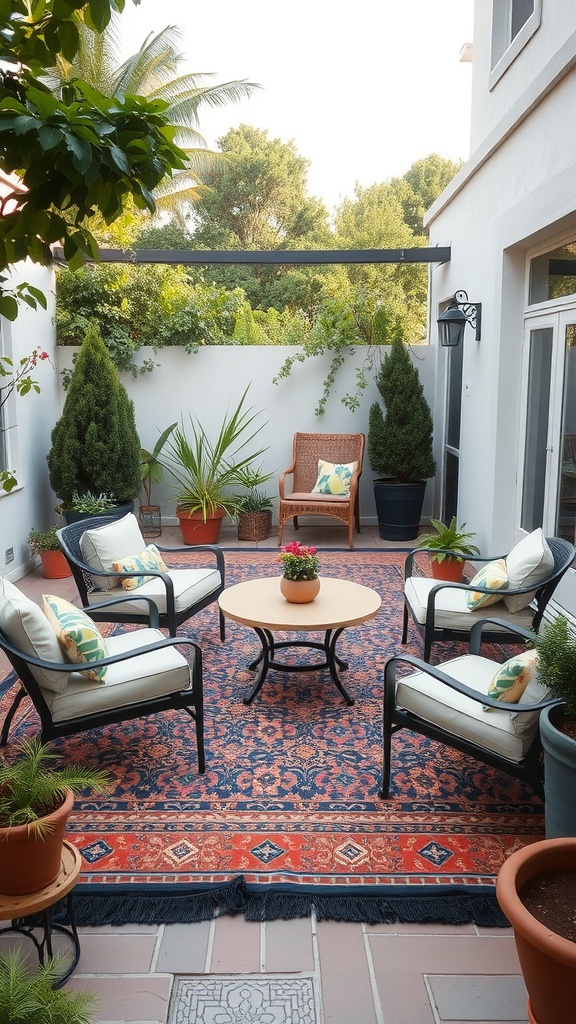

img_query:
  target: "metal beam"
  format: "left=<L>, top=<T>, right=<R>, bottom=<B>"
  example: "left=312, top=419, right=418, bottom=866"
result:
left=52, top=246, right=451, bottom=266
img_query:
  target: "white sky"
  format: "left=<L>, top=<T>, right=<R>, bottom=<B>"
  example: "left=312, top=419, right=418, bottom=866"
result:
left=118, top=0, right=474, bottom=212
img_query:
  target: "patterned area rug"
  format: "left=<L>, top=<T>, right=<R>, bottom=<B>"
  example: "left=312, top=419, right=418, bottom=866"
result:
left=0, top=550, right=544, bottom=925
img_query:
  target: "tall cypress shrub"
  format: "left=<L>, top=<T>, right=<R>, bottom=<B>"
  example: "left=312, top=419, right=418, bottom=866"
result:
left=47, top=325, right=141, bottom=505
left=367, top=334, right=436, bottom=483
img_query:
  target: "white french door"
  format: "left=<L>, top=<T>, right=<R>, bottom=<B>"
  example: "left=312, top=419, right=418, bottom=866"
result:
left=520, top=309, right=576, bottom=542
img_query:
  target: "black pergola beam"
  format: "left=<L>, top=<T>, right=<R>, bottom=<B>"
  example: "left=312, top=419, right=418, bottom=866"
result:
left=52, top=246, right=451, bottom=266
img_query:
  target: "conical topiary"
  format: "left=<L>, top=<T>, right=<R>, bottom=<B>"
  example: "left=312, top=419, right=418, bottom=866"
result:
left=47, top=325, right=141, bottom=506
left=367, top=333, right=436, bottom=483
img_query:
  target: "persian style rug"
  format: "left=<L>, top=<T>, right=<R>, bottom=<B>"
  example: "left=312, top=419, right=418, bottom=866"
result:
left=0, top=550, right=544, bottom=926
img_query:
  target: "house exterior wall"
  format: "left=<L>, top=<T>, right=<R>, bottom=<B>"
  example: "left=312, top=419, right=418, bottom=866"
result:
left=426, top=1, right=576, bottom=612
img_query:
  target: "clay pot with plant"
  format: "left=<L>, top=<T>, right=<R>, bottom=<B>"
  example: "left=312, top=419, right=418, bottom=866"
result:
left=0, top=737, right=109, bottom=896
left=416, top=517, right=480, bottom=582
left=26, top=525, right=72, bottom=579
left=162, top=387, right=268, bottom=544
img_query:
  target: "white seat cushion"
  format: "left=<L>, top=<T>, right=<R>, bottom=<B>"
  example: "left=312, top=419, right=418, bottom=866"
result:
left=84, top=566, right=221, bottom=616
left=395, top=654, right=542, bottom=762
left=404, top=576, right=535, bottom=632
left=0, top=577, right=68, bottom=693
left=80, top=513, right=147, bottom=590
left=42, top=628, right=192, bottom=723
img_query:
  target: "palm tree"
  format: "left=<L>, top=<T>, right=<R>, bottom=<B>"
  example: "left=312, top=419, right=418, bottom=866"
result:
left=42, top=19, right=259, bottom=219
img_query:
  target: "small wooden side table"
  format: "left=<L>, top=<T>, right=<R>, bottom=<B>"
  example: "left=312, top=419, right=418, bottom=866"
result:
left=0, top=840, right=82, bottom=989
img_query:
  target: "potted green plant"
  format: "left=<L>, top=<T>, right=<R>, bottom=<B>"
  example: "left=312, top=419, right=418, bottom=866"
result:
left=0, top=949, right=96, bottom=1022
left=162, top=386, right=268, bottom=544
left=530, top=614, right=576, bottom=838
left=139, top=422, right=177, bottom=538
left=0, top=737, right=109, bottom=896
left=26, top=525, right=72, bottom=579
left=416, top=517, right=480, bottom=582
left=234, top=465, right=274, bottom=542
left=367, top=333, right=436, bottom=541
left=47, top=325, right=141, bottom=522
left=496, top=837, right=576, bottom=1024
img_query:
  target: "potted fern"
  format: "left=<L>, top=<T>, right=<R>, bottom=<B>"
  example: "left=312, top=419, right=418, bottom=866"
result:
left=416, top=517, right=479, bottom=582
left=0, top=737, right=109, bottom=896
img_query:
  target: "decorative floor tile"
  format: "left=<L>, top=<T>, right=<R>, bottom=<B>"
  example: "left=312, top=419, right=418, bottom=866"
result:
left=170, top=976, right=317, bottom=1024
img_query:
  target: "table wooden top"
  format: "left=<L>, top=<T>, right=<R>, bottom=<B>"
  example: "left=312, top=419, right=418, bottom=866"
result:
left=219, top=576, right=381, bottom=632
left=0, top=841, right=82, bottom=917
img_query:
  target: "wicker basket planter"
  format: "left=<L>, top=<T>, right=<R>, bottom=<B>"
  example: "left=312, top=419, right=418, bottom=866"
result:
left=237, top=511, right=272, bottom=542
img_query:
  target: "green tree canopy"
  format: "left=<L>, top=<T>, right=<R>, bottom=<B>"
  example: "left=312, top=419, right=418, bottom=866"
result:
left=190, top=125, right=331, bottom=312
left=0, top=0, right=187, bottom=319
left=392, top=153, right=462, bottom=235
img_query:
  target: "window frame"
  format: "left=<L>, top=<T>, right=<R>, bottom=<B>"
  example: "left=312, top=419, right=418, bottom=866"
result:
left=489, top=0, right=541, bottom=89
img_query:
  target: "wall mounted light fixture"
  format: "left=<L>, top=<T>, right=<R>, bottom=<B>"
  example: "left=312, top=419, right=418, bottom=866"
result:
left=437, top=289, right=482, bottom=347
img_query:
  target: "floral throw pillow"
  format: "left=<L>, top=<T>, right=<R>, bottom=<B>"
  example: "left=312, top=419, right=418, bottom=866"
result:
left=465, top=558, right=509, bottom=610
left=112, top=544, right=168, bottom=591
left=484, top=649, right=539, bottom=712
left=312, top=459, right=358, bottom=497
left=43, top=594, right=108, bottom=681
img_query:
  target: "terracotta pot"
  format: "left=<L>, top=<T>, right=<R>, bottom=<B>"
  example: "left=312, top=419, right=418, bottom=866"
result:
left=280, top=576, right=321, bottom=603
left=40, top=549, right=72, bottom=579
left=496, top=838, right=576, bottom=1024
left=176, top=507, right=225, bottom=544
left=430, top=554, right=464, bottom=582
left=0, top=789, right=74, bottom=896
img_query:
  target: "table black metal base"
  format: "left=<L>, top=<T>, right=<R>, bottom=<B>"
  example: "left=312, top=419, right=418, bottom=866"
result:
left=243, top=626, right=354, bottom=706
left=0, top=892, right=80, bottom=989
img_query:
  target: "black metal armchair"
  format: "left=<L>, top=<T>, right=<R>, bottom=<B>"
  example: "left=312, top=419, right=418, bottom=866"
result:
left=0, top=588, right=205, bottom=772
left=402, top=535, right=575, bottom=662
left=382, top=618, right=558, bottom=799
left=57, top=514, right=225, bottom=638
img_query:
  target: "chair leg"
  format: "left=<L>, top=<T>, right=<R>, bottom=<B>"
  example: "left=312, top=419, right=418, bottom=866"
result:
left=293, top=516, right=299, bottom=531
left=380, top=663, right=396, bottom=799
left=401, top=602, right=409, bottom=644
left=194, top=649, right=205, bottom=774
left=0, top=685, right=27, bottom=746
left=348, top=518, right=354, bottom=550
left=219, top=609, right=226, bottom=642
left=423, top=632, right=433, bottom=663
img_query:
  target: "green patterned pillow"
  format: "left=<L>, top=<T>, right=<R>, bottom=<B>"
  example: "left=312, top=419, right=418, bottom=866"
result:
left=43, top=595, right=108, bottom=681
left=484, top=649, right=539, bottom=712
left=312, top=459, right=358, bottom=497
left=112, top=544, right=168, bottom=591
left=466, top=558, right=509, bottom=610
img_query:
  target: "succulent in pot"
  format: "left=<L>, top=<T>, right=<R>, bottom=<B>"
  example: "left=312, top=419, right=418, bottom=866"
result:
left=0, top=737, right=110, bottom=895
left=416, top=517, right=480, bottom=581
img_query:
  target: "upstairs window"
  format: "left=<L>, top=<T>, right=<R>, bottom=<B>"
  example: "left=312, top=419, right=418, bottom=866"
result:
left=490, top=0, right=541, bottom=86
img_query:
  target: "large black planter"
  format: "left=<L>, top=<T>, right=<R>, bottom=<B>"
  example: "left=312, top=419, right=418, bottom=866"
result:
left=540, top=703, right=576, bottom=838
left=373, top=479, right=426, bottom=541
left=62, top=500, right=135, bottom=526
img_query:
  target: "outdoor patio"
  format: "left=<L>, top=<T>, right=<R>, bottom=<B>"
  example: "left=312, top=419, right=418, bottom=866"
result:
left=0, top=523, right=531, bottom=1024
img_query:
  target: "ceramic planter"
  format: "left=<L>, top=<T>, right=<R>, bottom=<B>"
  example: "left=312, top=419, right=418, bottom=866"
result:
left=40, top=549, right=72, bottom=579
left=280, top=576, right=321, bottom=603
left=496, top=838, right=576, bottom=1024
left=176, top=507, right=225, bottom=544
left=62, top=500, right=135, bottom=525
left=373, top=479, right=426, bottom=541
left=430, top=555, right=464, bottom=582
left=539, top=704, right=576, bottom=838
left=0, top=789, right=74, bottom=895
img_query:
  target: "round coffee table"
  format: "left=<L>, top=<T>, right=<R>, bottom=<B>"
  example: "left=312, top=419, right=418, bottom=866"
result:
left=218, top=576, right=381, bottom=705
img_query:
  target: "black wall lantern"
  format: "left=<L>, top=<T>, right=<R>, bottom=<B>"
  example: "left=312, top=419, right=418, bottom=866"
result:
left=437, top=289, right=482, bottom=347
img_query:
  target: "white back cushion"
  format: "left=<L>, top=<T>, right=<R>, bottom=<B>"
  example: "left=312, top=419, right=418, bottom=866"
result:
left=504, top=529, right=554, bottom=612
left=80, top=514, right=146, bottom=590
left=0, top=577, right=68, bottom=693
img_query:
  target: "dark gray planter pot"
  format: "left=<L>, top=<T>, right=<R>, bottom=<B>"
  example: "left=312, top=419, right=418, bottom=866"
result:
left=540, top=703, right=576, bottom=838
left=62, top=500, right=135, bottom=526
left=372, top=479, right=426, bottom=541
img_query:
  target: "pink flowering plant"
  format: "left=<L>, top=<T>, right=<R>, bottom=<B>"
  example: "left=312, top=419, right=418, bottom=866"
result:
left=278, top=541, right=320, bottom=581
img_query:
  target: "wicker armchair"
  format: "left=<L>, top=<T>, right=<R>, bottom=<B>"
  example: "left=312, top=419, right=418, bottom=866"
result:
left=278, top=433, right=364, bottom=550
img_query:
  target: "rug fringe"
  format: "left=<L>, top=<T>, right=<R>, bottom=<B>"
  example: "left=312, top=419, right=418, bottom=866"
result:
left=67, top=880, right=508, bottom=928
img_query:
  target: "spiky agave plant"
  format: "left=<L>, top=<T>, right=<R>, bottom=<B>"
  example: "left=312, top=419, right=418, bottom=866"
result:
left=0, top=737, right=110, bottom=834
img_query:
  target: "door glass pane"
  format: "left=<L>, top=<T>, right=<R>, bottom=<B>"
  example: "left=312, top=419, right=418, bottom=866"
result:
left=521, top=328, right=553, bottom=532
left=443, top=451, right=459, bottom=525
left=446, top=341, right=463, bottom=450
left=556, top=324, right=576, bottom=542
left=529, top=240, right=576, bottom=304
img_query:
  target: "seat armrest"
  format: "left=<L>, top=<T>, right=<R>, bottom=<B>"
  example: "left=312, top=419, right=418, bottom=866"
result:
left=404, top=548, right=505, bottom=580
left=157, top=543, right=225, bottom=580
left=468, top=616, right=534, bottom=654
left=83, top=594, right=161, bottom=628
left=278, top=466, right=294, bottom=499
